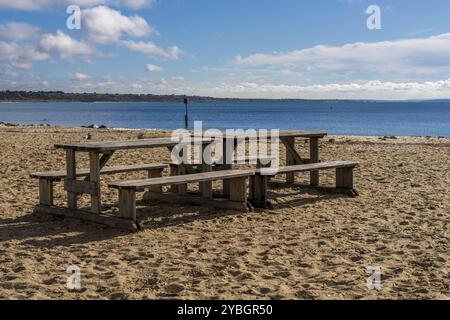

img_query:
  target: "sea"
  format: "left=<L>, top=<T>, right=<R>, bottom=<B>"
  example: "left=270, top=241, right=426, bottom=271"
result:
left=0, top=100, right=449, bottom=137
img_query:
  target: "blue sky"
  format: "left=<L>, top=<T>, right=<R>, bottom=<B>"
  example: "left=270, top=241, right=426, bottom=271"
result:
left=1, top=0, right=450, bottom=99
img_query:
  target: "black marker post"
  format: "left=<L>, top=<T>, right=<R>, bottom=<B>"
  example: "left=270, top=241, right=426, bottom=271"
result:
left=184, top=97, right=189, bottom=129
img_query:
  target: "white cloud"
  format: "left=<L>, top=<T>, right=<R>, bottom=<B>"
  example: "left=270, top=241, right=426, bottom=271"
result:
left=122, top=40, right=182, bottom=59
left=236, top=33, right=450, bottom=75
left=0, top=22, right=40, bottom=41
left=199, top=79, right=450, bottom=99
left=82, top=5, right=152, bottom=43
left=71, top=72, right=91, bottom=81
left=0, top=0, right=155, bottom=10
left=146, top=63, right=163, bottom=72
left=0, top=0, right=50, bottom=10
left=39, top=30, right=93, bottom=59
left=0, top=41, right=49, bottom=67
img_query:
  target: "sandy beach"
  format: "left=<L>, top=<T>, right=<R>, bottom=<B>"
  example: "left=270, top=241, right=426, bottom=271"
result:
left=0, top=124, right=448, bottom=300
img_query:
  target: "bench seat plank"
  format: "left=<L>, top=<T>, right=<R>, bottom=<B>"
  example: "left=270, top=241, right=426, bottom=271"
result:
left=109, top=169, right=255, bottom=190
left=257, top=161, right=358, bottom=175
left=30, top=163, right=168, bottom=180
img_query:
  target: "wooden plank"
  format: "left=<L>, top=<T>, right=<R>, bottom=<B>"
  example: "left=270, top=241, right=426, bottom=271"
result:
left=39, top=178, right=53, bottom=206
left=249, top=175, right=268, bottom=206
left=199, top=163, right=213, bottom=199
left=64, top=179, right=99, bottom=196
left=34, top=205, right=138, bottom=232
left=336, top=167, right=354, bottom=189
left=221, top=139, right=233, bottom=197
left=147, top=168, right=164, bottom=192
left=142, top=192, right=249, bottom=212
left=310, top=137, right=320, bottom=186
left=119, top=189, right=136, bottom=220
left=109, top=169, right=255, bottom=191
left=229, top=177, right=248, bottom=203
left=54, top=137, right=213, bottom=152
left=90, top=152, right=101, bottom=213
left=30, top=163, right=168, bottom=180
left=256, top=161, right=359, bottom=175
left=66, top=149, right=77, bottom=209
left=281, top=137, right=298, bottom=183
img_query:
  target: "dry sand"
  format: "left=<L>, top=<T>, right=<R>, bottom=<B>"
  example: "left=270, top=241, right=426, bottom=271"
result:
left=0, top=124, right=448, bottom=300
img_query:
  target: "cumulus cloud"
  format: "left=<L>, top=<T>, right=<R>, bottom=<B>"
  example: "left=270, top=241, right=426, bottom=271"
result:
left=146, top=63, right=163, bottom=72
left=83, top=6, right=152, bottom=43
left=39, top=30, right=93, bottom=59
left=201, top=79, right=450, bottom=99
left=0, top=41, right=48, bottom=68
left=70, top=72, right=91, bottom=81
left=0, top=22, right=40, bottom=41
left=122, top=40, right=182, bottom=59
left=236, top=33, right=450, bottom=75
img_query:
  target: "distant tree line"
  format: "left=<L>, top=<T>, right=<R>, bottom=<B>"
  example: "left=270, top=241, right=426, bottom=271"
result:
left=0, top=90, right=270, bottom=103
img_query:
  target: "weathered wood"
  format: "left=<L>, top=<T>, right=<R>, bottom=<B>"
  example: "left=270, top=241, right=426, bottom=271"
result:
left=30, top=163, right=168, bottom=180
left=109, top=169, right=255, bottom=191
left=83, top=151, right=114, bottom=182
left=39, top=178, right=53, bottom=206
left=256, top=161, right=359, bottom=175
left=250, top=175, right=268, bottom=205
left=228, top=177, right=248, bottom=203
left=55, top=137, right=213, bottom=152
left=64, top=179, right=99, bottom=196
left=89, top=152, right=101, bottom=213
left=199, top=163, right=213, bottom=199
left=310, top=137, right=320, bottom=186
left=147, top=168, right=164, bottom=193
left=169, top=164, right=179, bottom=193
left=142, top=192, right=249, bottom=212
left=66, top=149, right=77, bottom=209
left=251, top=161, right=359, bottom=208
left=336, top=167, right=354, bottom=189
left=281, top=137, right=298, bottom=183
left=34, top=205, right=138, bottom=232
left=221, top=140, right=232, bottom=197
left=119, top=189, right=136, bottom=220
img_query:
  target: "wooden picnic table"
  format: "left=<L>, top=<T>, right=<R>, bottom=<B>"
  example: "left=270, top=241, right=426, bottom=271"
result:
left=54, top=137, right=213, bottom=215
left=32, top=130, right=328, bottom=231
left=192, top=130, right=327, bottom=187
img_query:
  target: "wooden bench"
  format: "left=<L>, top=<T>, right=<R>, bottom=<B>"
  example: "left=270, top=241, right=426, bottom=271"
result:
left=109, top=169, right=255, bottom=222
left=250, top=161, right=359, bottom=208
left=30, top=163, right=168, bottom=206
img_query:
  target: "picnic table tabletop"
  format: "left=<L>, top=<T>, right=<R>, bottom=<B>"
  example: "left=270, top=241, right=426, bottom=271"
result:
left=54, top=136, right=213, bottom=152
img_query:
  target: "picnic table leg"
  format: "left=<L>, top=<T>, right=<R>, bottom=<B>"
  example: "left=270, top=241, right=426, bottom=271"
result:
left=39, top=178, right=54, bottom=206
left=199, top=143, right=213, bottom=199
left=249, top=175, right=268, bottom=208
left=284, top=137, right=296, bottom=183
left=119, top=189, right=136, bottom=221
left=147, top=168, right=164, bottom=193
left=66, top=149, right=77, bottom=209
left=228, top=177, right=248, bottom=203
left=222, top=138, right=234, bottom=197
left=89, top=152, right=101, bottom=213
left=310, top=137, right=320, bottom=186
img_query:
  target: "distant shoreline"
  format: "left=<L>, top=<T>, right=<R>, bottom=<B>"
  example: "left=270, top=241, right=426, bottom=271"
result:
left=2, top=91, right=450, bottom=103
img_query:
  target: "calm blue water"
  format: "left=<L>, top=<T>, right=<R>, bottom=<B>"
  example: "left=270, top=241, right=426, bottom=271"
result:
left=0, top=101, right=449, bottom=136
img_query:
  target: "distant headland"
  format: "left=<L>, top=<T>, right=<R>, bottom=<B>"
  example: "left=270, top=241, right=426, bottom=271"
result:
left=0, top=90, right=298, bottom=103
